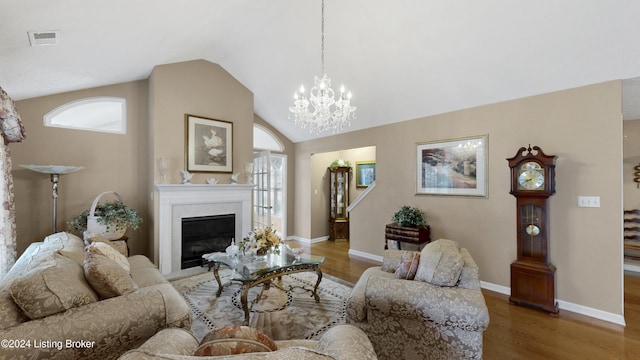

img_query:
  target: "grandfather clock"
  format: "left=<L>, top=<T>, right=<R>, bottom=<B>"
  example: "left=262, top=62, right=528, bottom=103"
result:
left=506, top=145, right=559, bottom=314
left=328, top=166, right=350, bottom=241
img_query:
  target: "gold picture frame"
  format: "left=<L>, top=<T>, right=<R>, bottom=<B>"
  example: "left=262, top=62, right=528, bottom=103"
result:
left=356, top=161, right=376, bottom=188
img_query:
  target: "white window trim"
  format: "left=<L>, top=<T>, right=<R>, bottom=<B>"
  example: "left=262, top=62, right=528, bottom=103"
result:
left=253, top=123, right=284, bottom=152
left=44, top=96, right=127, bottom=134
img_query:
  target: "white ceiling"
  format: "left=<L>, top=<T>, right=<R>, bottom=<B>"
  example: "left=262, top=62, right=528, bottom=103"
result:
left=2, top=0, right=640, bottom=143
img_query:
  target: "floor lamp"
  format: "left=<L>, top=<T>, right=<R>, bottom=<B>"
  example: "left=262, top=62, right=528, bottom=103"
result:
left=21, top=165, right=85, bottom=233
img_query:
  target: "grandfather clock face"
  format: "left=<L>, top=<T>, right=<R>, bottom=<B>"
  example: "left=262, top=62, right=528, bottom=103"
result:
left=517, top=162, right=545, bottom=191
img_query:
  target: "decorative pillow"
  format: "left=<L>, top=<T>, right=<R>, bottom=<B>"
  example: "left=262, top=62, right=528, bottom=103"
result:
left=56, top=237, right=86, bottom=266
left=84, top=248, right=138, bottom=299
left=414, top=239, right=464, bottom=286
left=381, top=249, right=407, bottom=272
left=86, top=241, right=130, bottom=272
left=84, top=231, right=108, bottom=245
left=194, top=326, right=276, bottom=356
left=10, top=254, right=98, bottom=319
left=394, top=251, right=420, bottom=280
left=85, top=232, right=129, bottom=257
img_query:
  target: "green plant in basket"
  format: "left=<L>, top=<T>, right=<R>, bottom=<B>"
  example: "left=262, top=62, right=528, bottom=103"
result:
left=391, top=205, right=427, bottom=227
left=66, top=201, right=142, bottom=236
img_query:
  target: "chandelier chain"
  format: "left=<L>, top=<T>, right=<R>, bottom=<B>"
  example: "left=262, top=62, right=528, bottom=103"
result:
left=320, top=0, right=325, bottom=75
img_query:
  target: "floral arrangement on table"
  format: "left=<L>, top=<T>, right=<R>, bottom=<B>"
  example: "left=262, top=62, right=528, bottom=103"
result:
left=239, top=226, right=282, bottom=256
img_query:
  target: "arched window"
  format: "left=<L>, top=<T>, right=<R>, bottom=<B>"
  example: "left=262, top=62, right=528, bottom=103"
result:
left=44, top=97, right=127, bottom=134
left=253, top=124, right=284, bottom=152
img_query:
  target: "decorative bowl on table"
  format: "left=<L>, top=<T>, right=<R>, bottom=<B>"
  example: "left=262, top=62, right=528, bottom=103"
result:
left=285, top=244, right=305, bottom=260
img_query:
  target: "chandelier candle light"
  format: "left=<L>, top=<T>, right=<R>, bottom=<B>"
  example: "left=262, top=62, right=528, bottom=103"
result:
left=289, top=0, right=356, bottom=134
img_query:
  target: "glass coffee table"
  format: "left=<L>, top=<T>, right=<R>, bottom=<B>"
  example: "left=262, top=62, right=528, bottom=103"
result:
left=202, top=251, right=325, bottom=325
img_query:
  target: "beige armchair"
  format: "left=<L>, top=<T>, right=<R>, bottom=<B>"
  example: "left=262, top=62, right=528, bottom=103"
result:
left=119, top=324, right=378, bottom=360
left=346, top=239, right=490, bottom=360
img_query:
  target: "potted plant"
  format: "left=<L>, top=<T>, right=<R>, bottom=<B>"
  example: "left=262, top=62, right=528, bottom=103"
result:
left=329, top=158, right=351, bottom=170
left=391, top=205, right=427, bottom=227
left=67, top=198, right=142, bottom=239
left=386, top=206, right=430, bottom=249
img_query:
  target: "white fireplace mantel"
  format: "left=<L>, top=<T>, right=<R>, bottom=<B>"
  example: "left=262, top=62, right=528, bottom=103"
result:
left=154, top=184, right=253, bottom=275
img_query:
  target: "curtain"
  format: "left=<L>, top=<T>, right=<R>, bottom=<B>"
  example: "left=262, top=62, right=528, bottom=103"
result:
left=0, top=86, right=26, bottom=279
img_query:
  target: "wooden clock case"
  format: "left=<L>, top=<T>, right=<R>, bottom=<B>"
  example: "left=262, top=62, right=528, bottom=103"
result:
left=506, top=145, right=559, bottom=315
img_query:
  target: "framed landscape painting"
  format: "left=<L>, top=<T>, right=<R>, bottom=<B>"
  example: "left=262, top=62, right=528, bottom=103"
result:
left=356, top=161, right=376, bottom=188
left=185, top=114, right=233, bottom=173
left=415, top=135, right=488, bottom=197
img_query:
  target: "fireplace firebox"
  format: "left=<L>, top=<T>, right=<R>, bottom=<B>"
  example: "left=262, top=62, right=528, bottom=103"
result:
left=181, top=214, right=235, bottom=269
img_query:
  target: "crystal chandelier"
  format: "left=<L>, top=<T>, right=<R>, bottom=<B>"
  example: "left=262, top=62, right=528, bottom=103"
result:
left=289, top=0, right=356, bottom=134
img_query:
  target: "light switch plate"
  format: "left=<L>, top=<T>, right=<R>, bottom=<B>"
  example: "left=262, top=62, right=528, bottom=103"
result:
left=578, top=196, right=600, bottom=208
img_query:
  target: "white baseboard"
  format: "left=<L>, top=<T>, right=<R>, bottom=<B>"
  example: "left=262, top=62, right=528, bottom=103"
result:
left=286, top=235, right=329, bottom=244
left=348, top=248, right=383, bottom=263
left=480, top=280, right=510, bottom=295
left=480, top=280, right=626, bottom=326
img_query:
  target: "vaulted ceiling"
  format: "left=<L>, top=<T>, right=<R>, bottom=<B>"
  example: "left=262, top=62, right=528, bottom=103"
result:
left=2, top=0, right=640, bottom=143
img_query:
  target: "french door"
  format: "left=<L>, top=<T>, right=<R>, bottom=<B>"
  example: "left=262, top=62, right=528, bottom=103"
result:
left=252, top=150, right=286, bottom=238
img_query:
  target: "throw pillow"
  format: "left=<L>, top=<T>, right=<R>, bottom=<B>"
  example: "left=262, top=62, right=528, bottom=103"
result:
left=10, top=254, right=98, bottom=319
left=87, top=241, right=130, bottom=272
left=56, top=235, right=86, bottom=265
left=414, top=239, right=464, bottom=286
left=394, top=251, right=420, bottom=280
left=381, top=249, right=406, bottom=272
left=194, top=326, right=276, bottom=356
left=85, top=232, right=129, bottom=257
left=84, top=248, right=138, bottom=299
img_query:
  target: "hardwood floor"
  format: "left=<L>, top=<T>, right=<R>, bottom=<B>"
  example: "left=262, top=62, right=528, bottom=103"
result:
left=309, top=240, right=640, bottom=359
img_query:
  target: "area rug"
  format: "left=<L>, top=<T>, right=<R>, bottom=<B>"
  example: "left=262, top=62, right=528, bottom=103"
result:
left=170, top=269, right=353, bottom=342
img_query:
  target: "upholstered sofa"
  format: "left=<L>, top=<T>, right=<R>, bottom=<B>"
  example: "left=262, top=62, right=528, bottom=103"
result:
left=0, top=232, right=191, bottom=359
left=119, top=324, right=378, bottom=360
left=346, top=239, right=490, bottom=360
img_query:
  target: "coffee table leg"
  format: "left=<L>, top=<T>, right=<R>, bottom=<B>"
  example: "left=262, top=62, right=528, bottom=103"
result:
left=241, top=284, right=250, bottom=326
left=312, top=265, right=322, bottom=303
left=212, top=262, right=224, bottom=297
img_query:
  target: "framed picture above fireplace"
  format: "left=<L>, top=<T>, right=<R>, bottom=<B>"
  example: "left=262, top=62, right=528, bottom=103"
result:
left=185, top=114, right=233, bottom=173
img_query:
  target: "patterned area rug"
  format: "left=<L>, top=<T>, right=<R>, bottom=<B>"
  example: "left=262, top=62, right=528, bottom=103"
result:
left=170, top=269, right=353, bottom=342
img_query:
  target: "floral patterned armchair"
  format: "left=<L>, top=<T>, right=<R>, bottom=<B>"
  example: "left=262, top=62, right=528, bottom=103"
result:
left=346, top=239, right=490, bottom=360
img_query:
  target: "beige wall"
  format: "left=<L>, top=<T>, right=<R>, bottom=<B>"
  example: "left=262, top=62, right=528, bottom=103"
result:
left=148, top=60, right=255, bottom=262
left=13, top=81, right=150, bottom=256
left=310, top=151, right=339, bottom=239
left=295, top=81, right=624, bottom=316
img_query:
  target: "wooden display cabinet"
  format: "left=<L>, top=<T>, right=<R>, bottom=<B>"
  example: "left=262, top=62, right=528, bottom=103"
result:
left=329, top=166, right=350, bottom=241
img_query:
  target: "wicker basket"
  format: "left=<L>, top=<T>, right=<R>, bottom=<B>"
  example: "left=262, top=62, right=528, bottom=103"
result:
left=86, top=191, right=127, bottom=240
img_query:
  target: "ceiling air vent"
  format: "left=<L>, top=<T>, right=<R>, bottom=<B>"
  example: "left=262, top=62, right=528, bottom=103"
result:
left=27, top=31, right=61, bottom=47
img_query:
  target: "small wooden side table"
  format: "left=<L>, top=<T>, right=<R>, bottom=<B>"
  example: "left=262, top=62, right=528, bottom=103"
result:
left=384, top=224, right=431, bottom=250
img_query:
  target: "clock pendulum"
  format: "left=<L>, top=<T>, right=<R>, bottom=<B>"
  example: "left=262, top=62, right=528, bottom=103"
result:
left=506, top=145, right=559, bottom=315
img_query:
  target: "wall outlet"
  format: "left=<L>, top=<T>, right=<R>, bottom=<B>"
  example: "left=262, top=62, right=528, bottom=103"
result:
left=578, top=196, right=600, bottom=208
